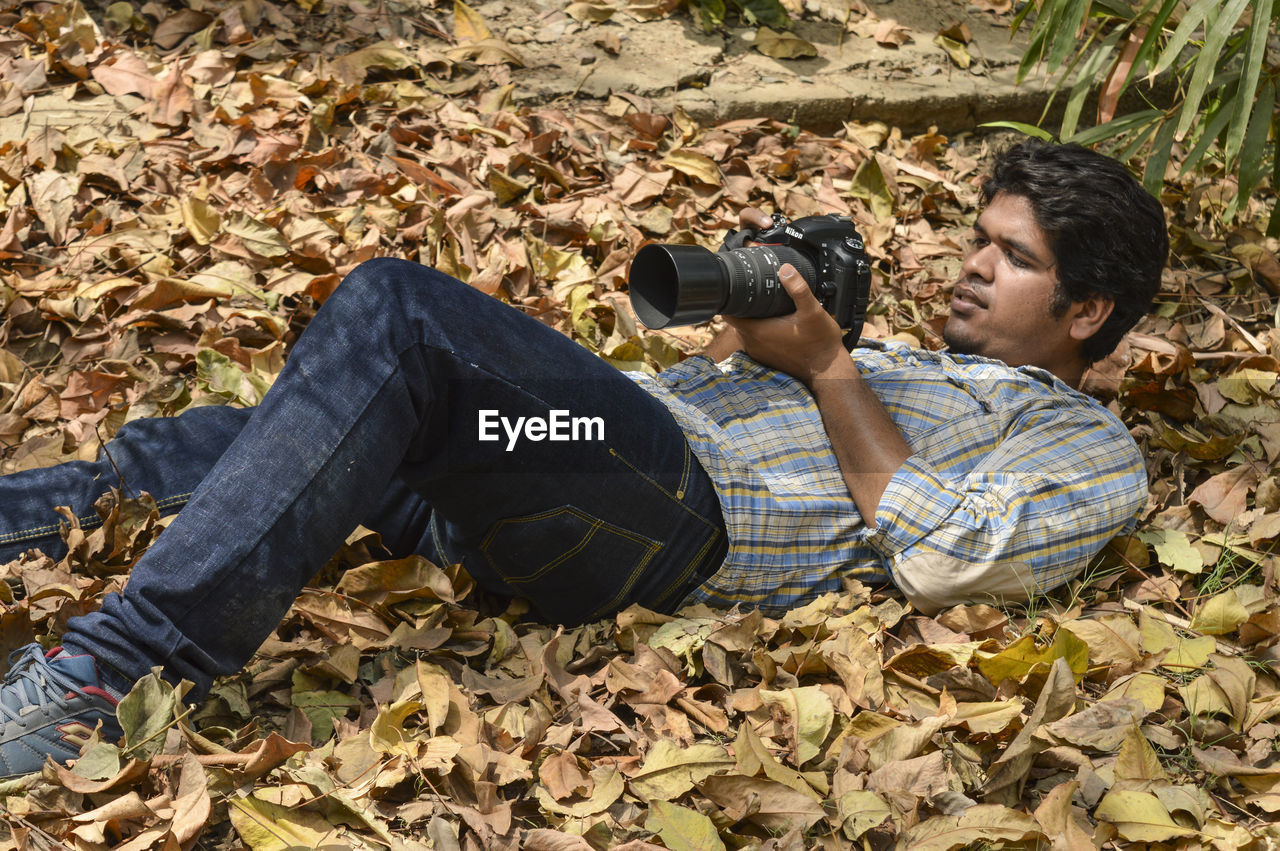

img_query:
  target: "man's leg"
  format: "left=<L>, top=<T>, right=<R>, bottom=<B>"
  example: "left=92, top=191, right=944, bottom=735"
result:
left=57, top=259, right=724, bottom=698
left=0, top=407, right=248, bottom=564
left=0, top=408, right=445, bottom=565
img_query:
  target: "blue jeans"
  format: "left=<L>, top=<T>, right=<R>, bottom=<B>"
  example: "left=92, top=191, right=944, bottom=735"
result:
left=1, top=260, right=726, bottom=697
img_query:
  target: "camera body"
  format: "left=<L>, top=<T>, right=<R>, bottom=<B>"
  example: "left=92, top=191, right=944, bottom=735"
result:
left=628, top=213, right=873, bottom=344
left=720, top=213, right=872, bottom=332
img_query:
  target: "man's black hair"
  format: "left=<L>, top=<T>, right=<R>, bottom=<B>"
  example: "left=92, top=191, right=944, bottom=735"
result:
left=981, top=140, right=1169, bottom=362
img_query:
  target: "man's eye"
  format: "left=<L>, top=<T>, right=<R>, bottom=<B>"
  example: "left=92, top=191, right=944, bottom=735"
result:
left=972, top=236, right=989, bottom=248
left=1005, top=250, right=1031, bottom=269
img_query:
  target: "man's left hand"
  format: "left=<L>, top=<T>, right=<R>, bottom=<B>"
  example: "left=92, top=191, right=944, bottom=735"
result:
left=724, top=263, right=853, bottom=388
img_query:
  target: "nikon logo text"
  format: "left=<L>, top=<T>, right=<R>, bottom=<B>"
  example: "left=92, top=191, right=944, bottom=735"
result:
left=478, top=410, right=605, bottom=451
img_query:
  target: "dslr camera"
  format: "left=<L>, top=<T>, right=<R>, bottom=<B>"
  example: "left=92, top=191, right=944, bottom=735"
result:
left=628, top=213, right=873, bottom=344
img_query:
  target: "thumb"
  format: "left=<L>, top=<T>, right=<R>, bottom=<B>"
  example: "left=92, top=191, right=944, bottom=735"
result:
left=779, top=264, right=818, bottom=310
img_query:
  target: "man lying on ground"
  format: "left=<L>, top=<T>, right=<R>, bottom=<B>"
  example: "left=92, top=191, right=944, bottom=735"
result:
left=0, top=140, right=1167, bottom=776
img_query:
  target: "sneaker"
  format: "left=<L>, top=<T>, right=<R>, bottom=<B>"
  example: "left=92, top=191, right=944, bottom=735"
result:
left=0, top=643, right=123, bottom=778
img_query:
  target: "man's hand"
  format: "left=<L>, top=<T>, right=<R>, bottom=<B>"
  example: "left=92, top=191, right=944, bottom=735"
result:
left=724, top=264, right=853, bottom=388
left=699, top=207, right=774, bottom=362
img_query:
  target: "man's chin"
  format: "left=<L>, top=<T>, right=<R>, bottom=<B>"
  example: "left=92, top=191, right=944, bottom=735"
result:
left=941, top=323, right=980, bottom=356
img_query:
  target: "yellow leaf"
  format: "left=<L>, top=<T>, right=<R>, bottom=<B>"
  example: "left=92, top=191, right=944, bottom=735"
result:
left=1137, top=528, right=1204, bottom=574
left=760, top=686, right=834, bottom=766
left=628, top=740, right=734, bottom=801
left=566, top=0, right=616, bottom=22
left=223, top=212, right=288, bottom=258
left=1161, top=634, right=1215, bottom=670
left=977, top=631, right=1089, bottom=687
left=180, top=197, right=221, bottom=245
left=1060, top=614, right=1142, bottom=665
left=1095, top=789, right=1198, bottom=842
left=1104, top=672, right=1166, bottom=714
left=933, top=34, right=972, bottom=69
left=646, top=801, right=726, bottom=851
left=1115, top=725, right=1167, bottom=783
left=902, top=804, right=1046, bottom=850
left=369, top=698, right=424, bottom=757
left=1139, top=608, right=1177, bottom=655
left=1189, top=589, right=1250, bottom=635
left=1178, top=674, right=1233, bottom=720
left=950, top=699, right=1024, bottom=734
left=453, top=0, right=492, bottom=41
left=753, top=27, right=817, bottom=59
left=535, top=765, right=624, bottom=816
left=835, top=790, right=891, bottom=840
left=228, top=796, right=342, bottom=851
left=662, top=149, right=723, bottom=186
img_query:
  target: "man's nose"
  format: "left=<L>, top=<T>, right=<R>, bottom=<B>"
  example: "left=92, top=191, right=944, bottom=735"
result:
left=962, top=242, right=996, bottom=281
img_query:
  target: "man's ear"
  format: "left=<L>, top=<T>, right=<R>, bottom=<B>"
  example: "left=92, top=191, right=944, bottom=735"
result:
left=1068, top=294, right=1114, bottom=341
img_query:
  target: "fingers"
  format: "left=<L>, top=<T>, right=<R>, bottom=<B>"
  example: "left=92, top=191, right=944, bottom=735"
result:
left=779, top=264, right=820, bottom=312
left=739, top=206, right=773, bottom=231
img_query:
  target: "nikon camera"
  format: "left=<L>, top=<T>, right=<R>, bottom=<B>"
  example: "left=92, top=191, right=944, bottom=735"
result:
left=628, top=213, right=873, bottom=344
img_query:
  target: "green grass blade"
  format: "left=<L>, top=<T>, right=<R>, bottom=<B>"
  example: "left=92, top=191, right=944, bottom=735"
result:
left=1151, top=0, right=1217, bottom=77
left=1116, top=117, right=1160, bottom=161
left=1017, top=18, right=1052, bottom=83
left=1175, top=0, right=1252, bottom=139
left=1223, top=0, right=1273, bottom=167
left=1068, top=108, right=1162, bottom=145
left=1268, top=151, right=1280, bottom=238
left=1143, top=116, right=1178, bottom=195
left=1063, top=28, right=1123, bottom=138
left=1047, top=0, right=1095, bottom=69
left=1125, top=0, right=1181, bottom=88
left=979, top=121, right=1057, bottom=141
left=1226, top=77, right=1276, bottom=222
left=1179, top=99, right=1231, bottom=176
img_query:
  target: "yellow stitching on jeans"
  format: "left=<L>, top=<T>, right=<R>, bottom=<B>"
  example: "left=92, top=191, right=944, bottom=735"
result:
left=0, top=491, right=194, bottom=544
left=480, top=506, right=661, bottom=585
left=645, top=527, right=720, bottom=612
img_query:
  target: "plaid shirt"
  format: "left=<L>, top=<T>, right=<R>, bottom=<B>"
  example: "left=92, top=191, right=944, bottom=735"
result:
left=628, top=341, right=1148, bottom=613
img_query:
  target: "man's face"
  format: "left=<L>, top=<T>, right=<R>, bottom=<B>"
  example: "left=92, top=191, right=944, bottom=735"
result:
left=943, top=192, right=1079, bottom=373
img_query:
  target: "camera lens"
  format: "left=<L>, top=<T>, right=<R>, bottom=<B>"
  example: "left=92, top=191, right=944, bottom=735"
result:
left=629, top=244, right=818, bottom=329
left=718, top=245, right=816, bottom=318
left=629, top=245, right=723, bottom=329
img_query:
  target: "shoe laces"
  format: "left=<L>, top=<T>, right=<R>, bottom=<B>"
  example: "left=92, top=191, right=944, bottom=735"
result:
left=0, top=645, right=77, bottom=725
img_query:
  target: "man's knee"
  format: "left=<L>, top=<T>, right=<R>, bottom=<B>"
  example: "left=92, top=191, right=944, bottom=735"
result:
left=335, top=258, right=462, bottom=309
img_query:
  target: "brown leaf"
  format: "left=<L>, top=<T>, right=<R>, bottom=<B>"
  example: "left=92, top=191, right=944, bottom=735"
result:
left=90, top=52, right=156, bottom=98
left=1189, top=464, right=1259, bottom=525
left=539, top=751, right=593, bottom=801
left=698, top=775, right=825, bottom=832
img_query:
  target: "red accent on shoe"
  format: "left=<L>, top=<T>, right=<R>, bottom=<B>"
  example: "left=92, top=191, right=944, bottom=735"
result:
left=81, top=686, right=118, bottom=707
left=45, top=646, right=62, bottom=660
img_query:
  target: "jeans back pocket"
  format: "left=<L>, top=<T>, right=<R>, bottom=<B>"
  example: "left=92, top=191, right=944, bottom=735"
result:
left=478, top=505, right=662, bottom=622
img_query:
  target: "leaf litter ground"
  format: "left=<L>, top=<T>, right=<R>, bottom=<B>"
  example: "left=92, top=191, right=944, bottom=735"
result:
left=2, top=0, right=1280, bottom=849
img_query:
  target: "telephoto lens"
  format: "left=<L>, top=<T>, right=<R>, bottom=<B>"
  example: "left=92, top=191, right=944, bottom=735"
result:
left=629, top=243, right=817, bottom=329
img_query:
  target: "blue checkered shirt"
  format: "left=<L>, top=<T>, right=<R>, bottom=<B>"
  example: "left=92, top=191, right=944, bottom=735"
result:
left=628, top=341, right=1148, bottom=612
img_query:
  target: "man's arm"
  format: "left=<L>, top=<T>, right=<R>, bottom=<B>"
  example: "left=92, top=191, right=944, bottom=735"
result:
left=868, top=408, right=1148, bottom=613
left=701, top=326, right=743, bottom=361
left=724, top=264, right=911, bottom=524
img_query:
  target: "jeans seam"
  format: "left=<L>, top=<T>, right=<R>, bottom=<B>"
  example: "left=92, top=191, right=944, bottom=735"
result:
left=479, top=506, right=662, bottom=585
left=607, top=446, right=703, bottom=518
left=602, top=444, right=722, bottom=614
left=0, top=492, right=193, bottom=544
left=647, top=527, right=721, bottom=612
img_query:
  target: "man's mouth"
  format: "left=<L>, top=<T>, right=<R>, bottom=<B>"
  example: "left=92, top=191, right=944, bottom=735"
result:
left=950, top=283, right=986, bottom=314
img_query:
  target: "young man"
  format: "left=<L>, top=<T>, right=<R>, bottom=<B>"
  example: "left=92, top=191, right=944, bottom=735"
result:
left=0, top=140, right=1167, bottom=777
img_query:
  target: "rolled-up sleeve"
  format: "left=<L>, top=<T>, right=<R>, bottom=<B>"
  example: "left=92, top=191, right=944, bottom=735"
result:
left=866, top=405, right=1148, bottom=614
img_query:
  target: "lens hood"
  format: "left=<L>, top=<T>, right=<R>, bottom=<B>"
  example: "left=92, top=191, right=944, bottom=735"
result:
left=629, top=244, right=725, bottom=329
